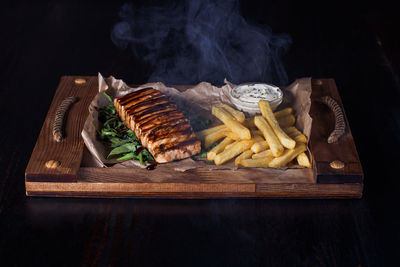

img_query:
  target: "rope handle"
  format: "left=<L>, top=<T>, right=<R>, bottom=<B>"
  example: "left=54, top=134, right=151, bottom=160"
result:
left=52, top=96, right=78, bottom=142
left=320, top=96, right=346, bottom=143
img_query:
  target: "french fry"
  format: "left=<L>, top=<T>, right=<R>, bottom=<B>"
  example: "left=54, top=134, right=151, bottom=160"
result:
left=268, top=143, right=307, bottom=168
left=284, top=127, right=307, bottom=143
left=252, top=149, right=273, bottom=159
left=254, top=116, right=284, bottom=157
left=277, top=114, right=296, bottom=128
left=259, top=100, right=296, bottom=149
left=217, top=104, right=245, bottom=123
left=251, top=141, right=270, bottom=153
left=224, top=131, right=241, bottom=140
left=224, top=140, right=240, bottom=151
left=196, top=124, right=226, bottom=139
left=234, top=149, right=254, bottom=166
left=239, top=157, right=274, bottom=167
left=274, top=107, right=293, bottom=119
left=283, top=126, right=299, bottom=135
left=204, top=127, right=227, bottom=148
left=214, top=140, right=254, bottom=165
left=212, top=106, right=251, bottom=140
left=207, top=137, right=234, bottom=161
left=297, top=152, right=311, bottom=167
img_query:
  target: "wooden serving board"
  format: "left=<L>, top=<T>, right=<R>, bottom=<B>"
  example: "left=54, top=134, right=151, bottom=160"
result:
left=25, top=76, right=363, bottom=198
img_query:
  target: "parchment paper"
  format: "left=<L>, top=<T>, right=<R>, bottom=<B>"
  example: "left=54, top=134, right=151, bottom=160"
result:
left=82, top=73, right=312, bottom=171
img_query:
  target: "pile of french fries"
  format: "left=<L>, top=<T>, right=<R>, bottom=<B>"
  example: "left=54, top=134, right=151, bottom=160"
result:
left=195, top=102, right=311, bottom=168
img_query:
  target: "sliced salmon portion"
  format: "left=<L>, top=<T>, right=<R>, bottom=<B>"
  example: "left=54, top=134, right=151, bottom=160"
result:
left=114, top=88, right=201, bottom=163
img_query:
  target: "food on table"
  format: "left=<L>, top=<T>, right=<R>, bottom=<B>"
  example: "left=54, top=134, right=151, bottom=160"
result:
left=238, top=157, right=274, bottom=167
left=207, top=137, right=234, bottom=161
left=254, top=116, right=284, bottom=157
left=297, top=152, right=311, bottom=167
left=114, top=88, right=201, bottom=163
left=268, top=143, right=307, bottom=168
left=252, top=149, right=273, bottom=159
left=216, top=104, right=246, bottom=123
left=214, top=140, right=254, bottom=165
left=258, top=100, right=296, bottom=149
left=284, top=126, right=307, bottom=143
left=197, top=101, right=311, bottom=168
left=277, top=114, right=296, bottom=128
left=211, top=106, right=251, bottom=140
left=229, top=83, right=283, bottom=115
left=234, top=150, right=254, bottom=166
left=251, top=140, right=269, bottom=153
left=203, top=127, right=227, bottom=148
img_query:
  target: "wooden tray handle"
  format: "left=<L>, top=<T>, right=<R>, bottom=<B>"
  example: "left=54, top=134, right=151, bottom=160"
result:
left=52, top=96, right=78, bottom=142
left=320, top=96, right=346, bottom=143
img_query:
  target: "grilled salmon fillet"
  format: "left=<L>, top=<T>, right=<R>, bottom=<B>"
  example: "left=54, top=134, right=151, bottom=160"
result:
left=114, top=88, right=201, bottom=163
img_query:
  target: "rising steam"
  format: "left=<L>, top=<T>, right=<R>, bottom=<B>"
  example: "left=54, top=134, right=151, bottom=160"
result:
left=111, top=0, right=292, bottom=85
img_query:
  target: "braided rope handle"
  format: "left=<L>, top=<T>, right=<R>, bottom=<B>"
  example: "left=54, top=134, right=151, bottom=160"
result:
left=53, top=96, right=78, bottom=142
left=321, top=96, right=346, bottom=143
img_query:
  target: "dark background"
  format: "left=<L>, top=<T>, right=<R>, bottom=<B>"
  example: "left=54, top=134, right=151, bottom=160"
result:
left=1, top=0, right=399, bottom=266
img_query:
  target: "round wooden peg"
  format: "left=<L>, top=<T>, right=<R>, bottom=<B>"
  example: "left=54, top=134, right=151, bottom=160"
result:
left=330, top=160, right=344, bottom=169
left=74, top=78, right=86, bottom=84
left=312, top=79, right=323, bottom=86
left=45, top=160, right=61, bottom=169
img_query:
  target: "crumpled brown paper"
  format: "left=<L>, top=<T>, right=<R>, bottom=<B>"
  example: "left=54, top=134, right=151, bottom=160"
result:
left=81, top=73, right=312, bottom=171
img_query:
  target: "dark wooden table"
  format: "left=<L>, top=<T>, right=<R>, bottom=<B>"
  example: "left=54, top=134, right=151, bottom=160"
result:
left=1, top=0, right=399, bottom=266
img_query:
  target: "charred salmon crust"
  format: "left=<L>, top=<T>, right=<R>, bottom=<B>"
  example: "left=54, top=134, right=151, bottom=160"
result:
left=114, top=88, right=201, bottom=163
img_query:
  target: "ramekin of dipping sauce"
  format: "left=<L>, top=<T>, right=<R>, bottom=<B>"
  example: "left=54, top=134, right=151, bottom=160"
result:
left=229, top=83, right=283, bottom=115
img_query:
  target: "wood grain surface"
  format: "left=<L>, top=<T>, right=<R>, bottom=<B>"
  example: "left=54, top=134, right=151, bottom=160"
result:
left=309, top=79, right=364, bottom=184
left=25, top=76, right=98, bottom=182
left=24, top=77, right=363, bottom=198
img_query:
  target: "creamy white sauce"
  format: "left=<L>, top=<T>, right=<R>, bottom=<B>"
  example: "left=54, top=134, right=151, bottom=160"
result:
left=231, top=83, right=282, bottom=104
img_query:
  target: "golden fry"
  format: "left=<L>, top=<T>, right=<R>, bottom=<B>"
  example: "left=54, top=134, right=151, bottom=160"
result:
left=252, top=149, right=273, bottom=159
left=204, top=127, right=227, bottom=148
left=291, top=133, right=307, bottom=143
left=251, top=141, right=270, bottom=153
left=224, top=140, right=240, bottom=151
left=259, top=100, right=296, bottom=149
left=224, top=131, right=241, bottom=140
left=284, top=127, right=307, bottom=143
left=217, top=104, right=245, bottom=123
left=214, top=140, right=254, bottom=165
left=207, top=137, right=234, bottom=161
left=234, top=149, right=254, bottom=166
left=212, top=106, right=251, bottom=140
left=254, top=116, right=284, bottom=157
left=239, top=157, right=274, bottom=167
left=268, top=143, right=307, bottom=168
left=297, top=152, right=311, bottom=167
left=274, top=107, right=293, bottom=119
left=196, top=124, right=226, bottom=139
left=277, top=114, right=296, bottom=128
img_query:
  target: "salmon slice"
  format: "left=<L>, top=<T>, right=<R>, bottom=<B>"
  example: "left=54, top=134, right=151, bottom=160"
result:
left=114, top=88, right=201, bottom=163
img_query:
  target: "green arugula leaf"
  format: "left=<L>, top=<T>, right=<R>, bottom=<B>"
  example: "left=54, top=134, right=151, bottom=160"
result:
left=117, top=152, right=135, bottom=161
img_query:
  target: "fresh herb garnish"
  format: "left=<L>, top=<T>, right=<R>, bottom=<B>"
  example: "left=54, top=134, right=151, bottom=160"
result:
left=182, top=110, right=211, bottom=132
left=97, top=92, right=154, bottom=164
left=192, top=143, right=217, bottom=160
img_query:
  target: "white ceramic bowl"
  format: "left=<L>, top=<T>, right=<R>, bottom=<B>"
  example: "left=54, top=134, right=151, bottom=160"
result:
left=229, top=83, right=283, bottom=115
